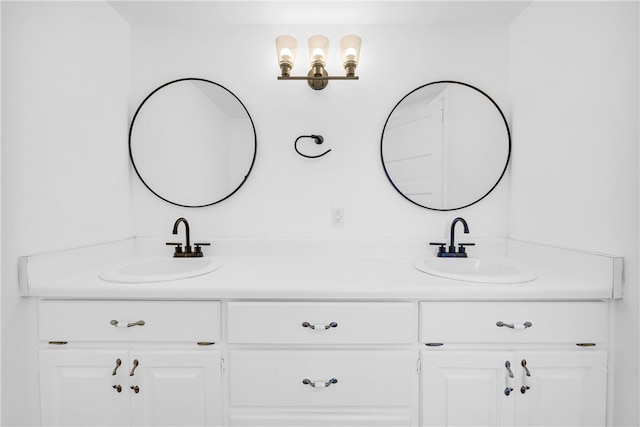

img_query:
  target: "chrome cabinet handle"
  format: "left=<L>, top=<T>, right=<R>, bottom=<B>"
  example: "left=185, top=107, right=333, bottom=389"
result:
left=112, top=358, right=122, bottom=376
left=110, top=319, right=146, bottom=328
left=111, top=358, right=123, bottom=392
left=302, top=378, right=338, bottom=388
left=504, top=361, right=515, bottom=396
left=129, top=359, right=139, bottom=377
left=496, top=321, right=532, bottom=330
left=521, top=359, right=532, bottom=394
left=301, top=321, right=338, bottom=330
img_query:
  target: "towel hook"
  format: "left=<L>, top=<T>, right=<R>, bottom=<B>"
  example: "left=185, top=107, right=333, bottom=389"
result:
left=295, top=135, right=331, bottom=159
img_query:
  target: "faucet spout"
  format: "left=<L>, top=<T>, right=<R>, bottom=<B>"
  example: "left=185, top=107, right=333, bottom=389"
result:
left=172, top=217, right=191, bottom=252
left=449, top=217, right=469, bottom=254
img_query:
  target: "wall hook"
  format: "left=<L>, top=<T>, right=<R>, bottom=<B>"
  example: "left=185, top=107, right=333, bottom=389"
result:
left=295, top=135, right=331, bottom=159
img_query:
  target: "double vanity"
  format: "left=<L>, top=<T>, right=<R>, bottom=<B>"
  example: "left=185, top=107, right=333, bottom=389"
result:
left=20, top=218, right=622, bottom=426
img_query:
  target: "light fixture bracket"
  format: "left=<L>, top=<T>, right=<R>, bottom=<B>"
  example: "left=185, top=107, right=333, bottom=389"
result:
left=308, top=67, right=328, bottom=90
left=277, top=73, right=359, bottom=91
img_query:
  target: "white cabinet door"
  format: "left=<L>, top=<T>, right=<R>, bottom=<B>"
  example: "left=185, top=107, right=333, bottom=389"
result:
left=130, top=350, right=223, bottom=427
left=40, top=349, right=223, bottom=427
left=421, top=350, right=607, bottom=427
left=420, top=351, right=516, bottom=426
left=39, top=349, right=130, bottom=426
left=514, top=351, right=607, bottom=427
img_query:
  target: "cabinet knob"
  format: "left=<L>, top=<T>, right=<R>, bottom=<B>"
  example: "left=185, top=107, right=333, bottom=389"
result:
left=112, top=384, right=122, bottom=393
left=302, top=378, right=338, bottom=388
left=301, top=321, right=338, bottom=330
left=130, top=385, right=140, bottom=394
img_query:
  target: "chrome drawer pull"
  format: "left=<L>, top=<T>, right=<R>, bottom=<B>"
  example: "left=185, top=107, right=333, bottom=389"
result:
left=496, top=321, right=532, bottom=330
left=301, top=321, right=338, bottom=330
left=521, top=359, right=532, bottom=394
left=504, top=361, right=514, bottom=396
left=110, top=319, right=146, bottom=328
left=302, top=378, right=338, bottom=388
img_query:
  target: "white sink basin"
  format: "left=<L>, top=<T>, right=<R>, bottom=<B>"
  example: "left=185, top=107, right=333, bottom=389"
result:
left=99, top=256, right=223, bottom=283
left=413, top=257, right=537, bottom=284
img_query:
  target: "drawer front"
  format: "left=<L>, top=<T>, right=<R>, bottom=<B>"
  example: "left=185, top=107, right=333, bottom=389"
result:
left=227, top=301, right=417, bottom=344
left=39, top=300, right=221, bottom=342
left=229, top=349, right=413, bottom=407
left=228, top=412, right=413, bottom=426
left=420, top=301, right=608, bottom=344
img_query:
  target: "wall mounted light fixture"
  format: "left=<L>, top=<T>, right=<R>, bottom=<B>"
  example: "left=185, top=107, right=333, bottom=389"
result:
left=276, top=34, right=361, bottom=90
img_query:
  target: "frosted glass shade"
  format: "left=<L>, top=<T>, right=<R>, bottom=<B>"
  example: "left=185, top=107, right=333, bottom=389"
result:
left=339, top=34, right=361, bottom=64
left=339, top=34, right=361, bottom=76
left=275, top=35, right=297, bottom=75
left=308, top=35, right=330, bottom=66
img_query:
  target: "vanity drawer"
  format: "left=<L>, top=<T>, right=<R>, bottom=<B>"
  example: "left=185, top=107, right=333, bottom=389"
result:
left=229, top=349, right=413, bottom=407
left=227, top=301, right=417, bottom=344
left=38, top=300, right=221, bottom=342
left=420, top=301, right=607, bottom=344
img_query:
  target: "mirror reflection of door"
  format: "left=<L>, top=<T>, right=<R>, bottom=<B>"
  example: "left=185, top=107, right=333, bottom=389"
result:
left=381, top=81, right=510, bottom=211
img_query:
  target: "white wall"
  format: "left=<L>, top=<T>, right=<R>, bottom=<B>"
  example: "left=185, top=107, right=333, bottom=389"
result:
left=509, top=2, right=639, bottom=425
left=4, top=1, right=637, bottom=425
left=1, top=2, right=131, bottom=424
left=128, top=23, right=512, bottom=241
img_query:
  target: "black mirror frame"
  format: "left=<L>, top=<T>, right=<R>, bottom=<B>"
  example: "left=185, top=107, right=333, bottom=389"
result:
left=380, top=80, right=511, bottom=211
left=129, top=77, right=257, bottom=208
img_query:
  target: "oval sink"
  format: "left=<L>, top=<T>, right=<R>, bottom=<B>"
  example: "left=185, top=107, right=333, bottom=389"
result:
left=99, top=256, right=223, bottom=283
left=413, top=257, right=537, bottom=284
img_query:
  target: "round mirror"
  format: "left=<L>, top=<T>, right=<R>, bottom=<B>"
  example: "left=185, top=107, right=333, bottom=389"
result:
left=129, top=78, right=257, bottom=207
left=381, top=81, right=510, bottom=211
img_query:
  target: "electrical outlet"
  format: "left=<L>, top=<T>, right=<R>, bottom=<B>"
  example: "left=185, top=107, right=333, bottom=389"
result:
left=332, top=207, right=344, bottom=227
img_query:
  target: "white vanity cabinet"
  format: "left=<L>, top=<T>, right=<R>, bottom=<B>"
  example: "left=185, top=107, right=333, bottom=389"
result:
left=34, top=298, right=611, bottom=427
left=419, top=301, right=608, bottom=426
left=37, top=300, right=224, bottom=426
left=226, top=301, right=419, bottom=426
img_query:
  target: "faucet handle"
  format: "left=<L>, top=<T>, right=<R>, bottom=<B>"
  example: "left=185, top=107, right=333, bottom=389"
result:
left=165, top=242, right=183, bottom=255
left=193, top=242, right=211, bottom=256
left=458, top=243, right=475, bottom=254
left=429, top=242, right=446, bottom=257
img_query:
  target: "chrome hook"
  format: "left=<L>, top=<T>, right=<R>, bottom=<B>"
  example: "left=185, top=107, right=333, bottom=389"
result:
left=295, top=135, right=331, bottom=159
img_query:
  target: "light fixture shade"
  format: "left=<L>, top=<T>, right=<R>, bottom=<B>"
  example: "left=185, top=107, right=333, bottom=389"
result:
left=275, top=35, right=298, bottom=77
left=339, top=34, right=361, bottom=76
left=308, top=35, right=330, bottom=67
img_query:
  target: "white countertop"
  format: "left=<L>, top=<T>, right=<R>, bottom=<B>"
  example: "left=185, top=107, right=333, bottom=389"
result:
left=20, top=237, right=621, bottom=301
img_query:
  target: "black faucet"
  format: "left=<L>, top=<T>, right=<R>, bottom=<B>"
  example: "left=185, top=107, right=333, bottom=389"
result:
left=430, top=217, right=475, bottom=258
left=172, top=217, right=191, bottom=253
left=166, top=217, right=210, bottom=257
